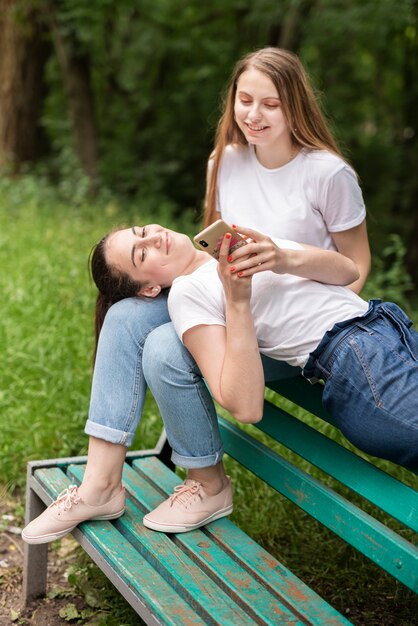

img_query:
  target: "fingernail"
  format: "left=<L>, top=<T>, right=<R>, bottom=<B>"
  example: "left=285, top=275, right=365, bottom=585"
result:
left=232, top=224, right=237, bottom=228
left=230, top=266, right=236, bottom=272
left=225, top=233, right=231, bottom=239
left=238, top=271, right=244, bottom=277
left=227, top=256, right=233, bottom=262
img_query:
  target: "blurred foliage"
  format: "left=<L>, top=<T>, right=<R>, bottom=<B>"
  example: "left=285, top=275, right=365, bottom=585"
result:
left=4, top=0, right=415, bottom=248
left=362, top=234, right=415, bottom=312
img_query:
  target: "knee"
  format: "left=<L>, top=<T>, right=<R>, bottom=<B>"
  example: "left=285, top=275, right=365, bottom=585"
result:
left=104, top=296, right=169, bottom=340
left=143, top=324, right=197, bottom=382
left=104, top=298, right=143, bottom=334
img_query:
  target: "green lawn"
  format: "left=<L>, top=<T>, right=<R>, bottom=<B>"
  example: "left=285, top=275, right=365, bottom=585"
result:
left=1, top=176, right=417, bottom=625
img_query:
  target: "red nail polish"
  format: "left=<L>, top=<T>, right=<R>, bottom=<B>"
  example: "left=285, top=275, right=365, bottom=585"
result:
left=238, top=271, right=244, bottom=277
left=232, top=224, right=237, bottom=228
left=227, top=256, right=233, bottom=262
left=225, top=233, right=231, bottom=239
left=230, top=266, right=235, bottom=272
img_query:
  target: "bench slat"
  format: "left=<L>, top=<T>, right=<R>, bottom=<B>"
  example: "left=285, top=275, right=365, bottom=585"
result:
left=219, top=417, right=418, bottom=593
left=266, top=378, right=334, bottom=424
left=118, top=464, right=308, bottom=625
left=132, top=456, right=351, bottom=626
left=31, top=467, right=206, bottom=625
left=259, top=400, right=418, bottom=530
left=68, top=465, right=276, bottom=626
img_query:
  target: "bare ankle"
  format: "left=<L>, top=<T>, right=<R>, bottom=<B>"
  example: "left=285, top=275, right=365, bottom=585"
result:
left=187, top=463, right=228, bottom=496
left=78, top=479, right=122, bottom=505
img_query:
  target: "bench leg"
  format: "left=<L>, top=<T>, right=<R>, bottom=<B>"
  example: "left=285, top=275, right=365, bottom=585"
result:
left=22, top=484, right=48, bottom=605
left=157, top=435, right=175, bottom=471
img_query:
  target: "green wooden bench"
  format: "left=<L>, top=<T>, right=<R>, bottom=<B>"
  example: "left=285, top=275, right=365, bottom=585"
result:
left=23, top=374, right=418, bottom=624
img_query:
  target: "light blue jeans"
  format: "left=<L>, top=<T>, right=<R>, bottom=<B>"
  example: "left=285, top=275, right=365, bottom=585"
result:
left=85, top=296, right=299, bottom=468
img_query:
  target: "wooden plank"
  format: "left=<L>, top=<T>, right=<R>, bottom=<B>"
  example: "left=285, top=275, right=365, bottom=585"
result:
left=258, top=400, right=418, bottom=531
left=218, top=417, right=418, bottom=593
left=112, top=465, right=307, bottom=625
left=32, top=467, right=209, bottom=626
left=132, top=456, right=351, bottom=626
left=68, top=465, right=281, bottom=626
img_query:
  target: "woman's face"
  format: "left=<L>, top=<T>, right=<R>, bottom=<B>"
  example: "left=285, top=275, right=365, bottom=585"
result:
left=105, top=224, right=196, bottom=296
left=234, top=68, right=291, bottom=152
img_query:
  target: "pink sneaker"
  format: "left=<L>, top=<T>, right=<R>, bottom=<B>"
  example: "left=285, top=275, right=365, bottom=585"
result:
left=22, top=485, right=126, bottom=544
left=143, top=477, right=233, bottom=533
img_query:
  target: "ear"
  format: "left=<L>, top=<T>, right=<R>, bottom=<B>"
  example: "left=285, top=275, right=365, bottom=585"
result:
left=138, top=285, right=161, bottom=298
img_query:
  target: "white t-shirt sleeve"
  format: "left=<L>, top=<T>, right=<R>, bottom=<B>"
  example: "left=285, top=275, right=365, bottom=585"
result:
left=168, top=275, right=225, bottom=342
left=319, top=166, right=366, bottom=232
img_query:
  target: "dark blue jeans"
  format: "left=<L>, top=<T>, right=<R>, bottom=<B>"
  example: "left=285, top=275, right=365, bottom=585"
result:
left=303, top=300, right=418, bottom=470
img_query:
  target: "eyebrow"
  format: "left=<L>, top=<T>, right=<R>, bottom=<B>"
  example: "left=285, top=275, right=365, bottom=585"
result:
left=131, top=226, right=137, bottom=267
left=238, top=90, right=280, bottom=100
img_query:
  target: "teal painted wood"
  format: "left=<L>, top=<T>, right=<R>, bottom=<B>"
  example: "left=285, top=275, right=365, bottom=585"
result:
left=32, top=468, right=206, bottom=625
left=68, top=466, right=280, bottom=625
left=117, top=465, right=307, bottom=625
left=259, top=399, right=418, bottom=531
left=218, top=417, right=418, bottom=593
left=266, top=377, right=334, bottom=425
left=132, top=456, right=351, bottom=626
left=267, top=376, right=417, bottom=476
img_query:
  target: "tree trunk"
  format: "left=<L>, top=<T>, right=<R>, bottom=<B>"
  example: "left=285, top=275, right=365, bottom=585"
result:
left=0, top=1, right=49, bottom=170
left=46, top=10, right=99, bottom=187
left=268, top=0, right=314, bottom=52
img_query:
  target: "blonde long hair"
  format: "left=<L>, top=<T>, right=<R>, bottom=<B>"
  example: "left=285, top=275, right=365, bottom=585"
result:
left=204, top=47, right=343, bottom=227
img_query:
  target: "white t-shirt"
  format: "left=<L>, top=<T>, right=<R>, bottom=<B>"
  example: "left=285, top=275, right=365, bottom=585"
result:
left=216, top=145, right=366, bottom=251
left=168, top=240, right=368, bottom=368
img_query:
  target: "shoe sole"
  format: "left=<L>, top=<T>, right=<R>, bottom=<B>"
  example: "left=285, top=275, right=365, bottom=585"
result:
left=21, top=508, right=125, bottom=545
left=143, top=504, right=233, bottom=533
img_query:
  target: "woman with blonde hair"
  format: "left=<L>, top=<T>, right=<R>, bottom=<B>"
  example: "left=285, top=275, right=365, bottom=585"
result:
left=204, top=47, right=369, bottom=292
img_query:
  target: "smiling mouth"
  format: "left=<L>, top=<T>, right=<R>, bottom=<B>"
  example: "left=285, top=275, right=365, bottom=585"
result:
left=246, top=123, right=268, bottom=132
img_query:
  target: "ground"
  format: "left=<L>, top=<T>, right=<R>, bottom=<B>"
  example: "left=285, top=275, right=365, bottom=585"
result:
left=0, top=495, right=91, bottom=626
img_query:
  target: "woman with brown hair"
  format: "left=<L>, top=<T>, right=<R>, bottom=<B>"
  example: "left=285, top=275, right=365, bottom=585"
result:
left=23, top=220, right=418, bottom=542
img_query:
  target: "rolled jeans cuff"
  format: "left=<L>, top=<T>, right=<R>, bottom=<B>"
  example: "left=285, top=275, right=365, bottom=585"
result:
left=171, top=446, right=224, bottom=469
left=84, top=419, right=133, bottom=447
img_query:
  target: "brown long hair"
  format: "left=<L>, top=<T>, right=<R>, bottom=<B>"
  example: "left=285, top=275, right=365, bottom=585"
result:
left=204, top=47, right=343, bottom=226
left=89, top=233, right=143, bottom=361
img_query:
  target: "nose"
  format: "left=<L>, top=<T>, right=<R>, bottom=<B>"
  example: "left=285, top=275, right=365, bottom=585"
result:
left=144, top=232, right=162, bottom=248
left=247, top=103, right=262, bottom=121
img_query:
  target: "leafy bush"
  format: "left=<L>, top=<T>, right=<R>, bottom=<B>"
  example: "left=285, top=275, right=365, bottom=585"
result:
left=362, top=234, right=415, bottom=315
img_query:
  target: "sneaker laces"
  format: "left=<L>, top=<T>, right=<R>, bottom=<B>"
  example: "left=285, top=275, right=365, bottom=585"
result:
left=170, top=480, right=202, bottom=508
left=50, top=485, right=81, bottom=512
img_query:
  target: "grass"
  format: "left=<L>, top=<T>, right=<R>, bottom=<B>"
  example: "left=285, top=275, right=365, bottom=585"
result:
left=1, top=175, right=417, bottom=625
left=0, top=176, right=181, bottom=489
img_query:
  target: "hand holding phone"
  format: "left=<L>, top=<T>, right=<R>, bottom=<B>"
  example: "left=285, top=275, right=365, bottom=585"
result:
left=193, top=220, right=247, bottom=260
left=216, top=222, right=253, bottom=304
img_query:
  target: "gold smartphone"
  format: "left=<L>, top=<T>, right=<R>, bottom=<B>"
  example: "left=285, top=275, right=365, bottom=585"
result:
left=193, top=219, right=247, bottom=260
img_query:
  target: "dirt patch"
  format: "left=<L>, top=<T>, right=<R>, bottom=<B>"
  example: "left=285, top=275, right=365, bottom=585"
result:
left=0, top=496, right=90, bottom=626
